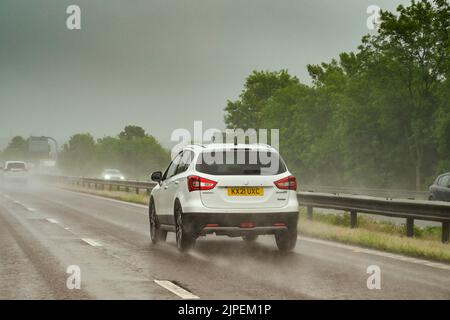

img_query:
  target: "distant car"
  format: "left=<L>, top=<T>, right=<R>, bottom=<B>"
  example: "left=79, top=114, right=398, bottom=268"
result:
left=101, top=169, right=125, bottom=181
left=2, top=161, right=29, bottom=184
left=429, top=173, right=450, bottom=202
left=149, top=143, right=299, bottom=252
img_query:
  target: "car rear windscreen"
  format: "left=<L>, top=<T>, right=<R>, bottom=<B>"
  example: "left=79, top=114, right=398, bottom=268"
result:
left=196, top=150, right=287, bottom=176
left=5, top=163, right=26, bottom=171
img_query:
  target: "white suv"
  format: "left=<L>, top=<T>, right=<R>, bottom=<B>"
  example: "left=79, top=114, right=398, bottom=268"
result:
left=149, top=144, right=299, bottom=252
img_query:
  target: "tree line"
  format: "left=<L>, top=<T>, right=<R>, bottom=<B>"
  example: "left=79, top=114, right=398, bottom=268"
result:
left=58, top=126, right=170, bottom=179
left=224, top=0, right=450, bottom=190
left=0, top=126, right=170, bottom=180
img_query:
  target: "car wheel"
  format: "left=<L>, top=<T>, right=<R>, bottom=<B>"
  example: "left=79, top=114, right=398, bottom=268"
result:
left=428, top=195, right=434, bottom=201
left=175, top=203, right=195, bottom=252
left=149, top=199, right=167, bottom=244
left=275, top=225, right=297, bottom=252
left=242, top=234, right=258, bottom=242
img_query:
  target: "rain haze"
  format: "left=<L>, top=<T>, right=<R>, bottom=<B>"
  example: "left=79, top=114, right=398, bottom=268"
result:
left=0, top=0, right=408, bottom=148
left=0, top=0, right=450, bottom=303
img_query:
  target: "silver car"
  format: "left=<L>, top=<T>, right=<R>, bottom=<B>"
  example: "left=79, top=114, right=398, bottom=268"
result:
left=101, top=169, right=125, bottom=181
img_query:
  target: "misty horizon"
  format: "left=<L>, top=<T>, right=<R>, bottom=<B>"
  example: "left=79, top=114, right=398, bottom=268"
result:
left=0, top=0, right=408, bottom=149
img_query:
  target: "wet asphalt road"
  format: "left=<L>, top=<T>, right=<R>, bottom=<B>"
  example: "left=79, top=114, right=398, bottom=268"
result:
left=0, top=184, right=449, bottom=300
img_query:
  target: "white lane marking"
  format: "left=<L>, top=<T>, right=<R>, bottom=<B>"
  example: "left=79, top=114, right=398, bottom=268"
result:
left=154, top=280, right=199, bottom=299
left=5, top=196, right=33, bottom=211
left=299, top=236, right=450, bottom=271
left=62, top=227, right=80, bottom=237
left=46, top=218, right=59, bottom=224
left=81, top=238, right=102, bottom=247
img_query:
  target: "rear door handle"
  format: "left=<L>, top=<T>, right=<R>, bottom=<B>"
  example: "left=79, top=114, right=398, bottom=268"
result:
left=174, top=181, right=179, bottom=185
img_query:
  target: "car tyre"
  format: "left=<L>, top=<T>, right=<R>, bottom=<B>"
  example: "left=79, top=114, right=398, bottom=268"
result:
left=275, top=225, right=297, bottom=252
left=149, top=199, right=167, bottom=244
left=175, top=203, right=195, bottom=252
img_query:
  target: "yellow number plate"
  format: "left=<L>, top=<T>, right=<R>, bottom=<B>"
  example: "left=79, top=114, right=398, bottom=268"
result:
left=227, top=187, right=264, bottom=196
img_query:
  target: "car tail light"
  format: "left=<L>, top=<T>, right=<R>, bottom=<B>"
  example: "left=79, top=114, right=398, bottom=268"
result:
left=274, top=222, right=286, bottom=227
left=274, top=175, right=297, bottom=190
left=240, top=222, right=255, bottom=228
left=206, top=223, right=219, bottom=227
left=188, top=175, right=217, bottom=192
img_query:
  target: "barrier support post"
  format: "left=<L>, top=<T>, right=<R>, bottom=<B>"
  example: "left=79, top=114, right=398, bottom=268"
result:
left=350, top=211, right=358, bottom=228
left=406, top=218, right=414, bottom=237
left=442, top=222, right=449, bottom=244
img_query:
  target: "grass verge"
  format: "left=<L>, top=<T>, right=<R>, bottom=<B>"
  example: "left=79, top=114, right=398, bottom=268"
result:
left=299, top=210, right=450, bottom=263
left=299, top=208, right=443, bottom=241
left=62, top=186, right=149, bottom=205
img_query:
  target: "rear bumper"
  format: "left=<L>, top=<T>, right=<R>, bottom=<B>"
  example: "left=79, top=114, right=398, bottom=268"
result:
left=183, top=211, right=299, bottom=237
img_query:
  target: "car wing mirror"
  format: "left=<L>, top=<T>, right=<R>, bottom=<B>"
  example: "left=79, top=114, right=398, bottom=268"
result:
left=151, top=171, right=162, bottom=183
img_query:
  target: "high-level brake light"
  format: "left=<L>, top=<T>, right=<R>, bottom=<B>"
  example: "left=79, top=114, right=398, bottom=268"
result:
left=274, top=222, right=286, bottom=227
left=240, top=222, right=255, bottom=228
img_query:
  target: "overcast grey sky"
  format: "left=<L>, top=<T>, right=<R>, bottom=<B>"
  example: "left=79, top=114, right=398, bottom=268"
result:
left=0, top=0, right=409, bottom=149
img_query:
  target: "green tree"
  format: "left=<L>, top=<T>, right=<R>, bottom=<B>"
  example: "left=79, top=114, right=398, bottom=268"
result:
left=119, top=125, right=147, bottom=140
left=434, top=76, right=450, bottom=175
left=114, top=136, right=170, bottom=178
left=96, top=134, right=170, bottom=178
left=2, top=136, right=29, bottom=161
left=358, top=0, right=450, bottom=189
left=224, top=70, right=300, bottom=130
left=59, top=134, right=96, bottom=176
left=58, top=127, right=170, bottom=179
